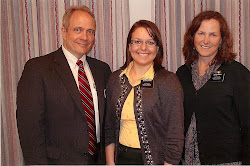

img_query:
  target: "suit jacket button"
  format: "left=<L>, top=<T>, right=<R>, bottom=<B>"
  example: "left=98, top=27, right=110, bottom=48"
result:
left=84, top=152, right=88, bottom=157
left=85, top=129, right=88, bottom=133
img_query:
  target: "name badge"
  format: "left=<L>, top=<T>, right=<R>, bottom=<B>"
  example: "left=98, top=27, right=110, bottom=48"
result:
left=210, top=70, right=225, bottom=82
left=140, top=79, right=154, bottom=88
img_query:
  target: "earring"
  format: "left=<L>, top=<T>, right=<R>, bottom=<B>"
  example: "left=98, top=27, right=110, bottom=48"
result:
left=218, top=42, right=222, bottom=51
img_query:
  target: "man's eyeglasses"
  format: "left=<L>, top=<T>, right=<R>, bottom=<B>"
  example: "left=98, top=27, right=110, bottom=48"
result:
left=130, top=40, right=157, bottom=47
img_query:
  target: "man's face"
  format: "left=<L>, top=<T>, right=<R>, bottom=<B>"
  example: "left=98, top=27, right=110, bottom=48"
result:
left=62, top=10, right=96, bottom=59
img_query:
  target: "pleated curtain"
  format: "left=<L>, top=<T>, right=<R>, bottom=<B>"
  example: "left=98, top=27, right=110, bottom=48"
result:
left=1, top=0, right=249, bottom=165
left=155, top=0, right=250, bottom=72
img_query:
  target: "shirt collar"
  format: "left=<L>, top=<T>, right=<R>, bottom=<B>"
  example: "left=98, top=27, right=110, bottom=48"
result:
left=120, top=61, right=154, bottom=86
left=62, top=45, right=86, bottom=68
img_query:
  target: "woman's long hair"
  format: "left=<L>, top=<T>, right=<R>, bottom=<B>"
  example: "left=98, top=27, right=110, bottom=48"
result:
left=182, top=11, right=236, bottom=66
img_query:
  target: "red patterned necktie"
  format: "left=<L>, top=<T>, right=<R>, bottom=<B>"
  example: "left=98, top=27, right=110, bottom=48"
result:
left=77, top=60, right=96, bottom=155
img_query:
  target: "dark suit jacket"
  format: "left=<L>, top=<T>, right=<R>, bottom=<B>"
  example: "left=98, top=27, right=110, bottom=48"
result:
left=16, top=47, right=111, bottom=165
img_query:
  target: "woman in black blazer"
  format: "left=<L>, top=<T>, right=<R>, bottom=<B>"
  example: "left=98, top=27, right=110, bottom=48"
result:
left=176, top=11, right=249, bottom=165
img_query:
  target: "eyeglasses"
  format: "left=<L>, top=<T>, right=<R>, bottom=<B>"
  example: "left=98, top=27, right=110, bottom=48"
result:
left=130, top=40, right=157, bottom=47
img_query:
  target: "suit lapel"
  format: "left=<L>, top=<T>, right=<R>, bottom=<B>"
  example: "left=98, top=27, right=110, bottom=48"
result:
left=52, top=48, right=85, bottom=117
left=86, top=57, right=105, bottom=125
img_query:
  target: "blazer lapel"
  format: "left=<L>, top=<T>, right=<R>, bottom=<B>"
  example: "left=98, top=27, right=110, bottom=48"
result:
left=52, top=48, right=85, bottom=117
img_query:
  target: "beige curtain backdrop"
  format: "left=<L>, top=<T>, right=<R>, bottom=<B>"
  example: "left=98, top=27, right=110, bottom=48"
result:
left=1, top=0, right=249, bottom=165
left=155, top=0, right=250, bottom=72
left=1, top=0, right=129, bottom=165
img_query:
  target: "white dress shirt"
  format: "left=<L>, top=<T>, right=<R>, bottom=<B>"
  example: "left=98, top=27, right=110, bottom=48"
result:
left=62, top=45, right=100, bottom=143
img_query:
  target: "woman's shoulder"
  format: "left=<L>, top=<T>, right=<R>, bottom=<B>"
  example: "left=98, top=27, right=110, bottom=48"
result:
left=175, top=64, right=191, bottom=81
left=110, top=69, right=123, bottom=77
left=106, top=69, right=123, bottom=87
left=155, top=68, right=174, bottom=78
left=227, top=60, right=249, bottom=70
left=222, top=60, right=249, bottom=75
left=155, top=69, right=181, bottom=85
left=176, top=64, right=190, bottom=74
left=154, top=69, right=183, bottom=93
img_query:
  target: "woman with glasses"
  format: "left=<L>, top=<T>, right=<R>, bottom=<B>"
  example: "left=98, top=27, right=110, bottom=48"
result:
left=104, top=20, right=184, bottom=165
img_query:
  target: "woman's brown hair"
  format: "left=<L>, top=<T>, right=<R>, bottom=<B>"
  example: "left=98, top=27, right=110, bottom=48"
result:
left=121, top=20, right=164, bottom=72
left=182, top=11, right=236, bottom=66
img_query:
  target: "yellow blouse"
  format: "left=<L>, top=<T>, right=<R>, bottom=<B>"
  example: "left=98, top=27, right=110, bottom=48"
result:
left=119, top=62, right=154, bottom=148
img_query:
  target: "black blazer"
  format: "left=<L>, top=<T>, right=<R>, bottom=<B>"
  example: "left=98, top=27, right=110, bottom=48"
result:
left=16, top=47, right=111, bottom=165
left=176, top=60, right=250, bottom=164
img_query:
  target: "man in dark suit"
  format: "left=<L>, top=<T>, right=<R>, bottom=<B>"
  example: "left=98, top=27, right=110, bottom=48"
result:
left=16, top=5, right=111, bottom=165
